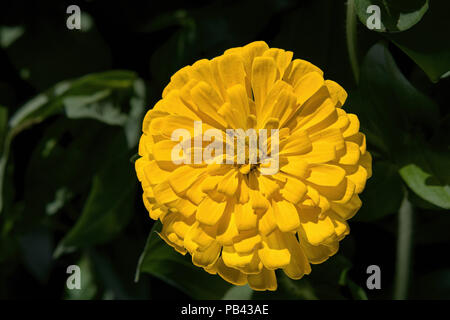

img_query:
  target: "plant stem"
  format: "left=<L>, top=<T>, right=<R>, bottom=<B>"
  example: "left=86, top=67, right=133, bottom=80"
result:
left=394, top=193, right=413, bottom=300
left=346, top=0, right=360, bottom=84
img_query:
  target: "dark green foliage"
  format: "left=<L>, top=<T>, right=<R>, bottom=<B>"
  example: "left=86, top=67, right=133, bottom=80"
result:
left=0, top=0, right=449, bottom=300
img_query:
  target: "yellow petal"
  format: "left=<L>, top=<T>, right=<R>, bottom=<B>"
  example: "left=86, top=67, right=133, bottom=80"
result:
left=162, top=65, right=191, bottom=98
left=298, top=141, right=336, bottom=164
left=300, top=215, right=335, bottom=246
left=216, top=257, right=247, bottom=286
left=300, top=238, right=338, bottom=264
left=216, top=205, right=239, bottom=245
left=280, top=177, right=307, bottom=204
left=240, top=41, right=269, bottom=80
left=143, top=160, right=170, bottom=185
left=218, top=53, right=246, bottom=89
left=284, top=59, right=323, bottom=87
left=280, top=157, right=309, bottom=178
left=293, top=72, right=324, bottom=105
left=196, top=197, right=227, bottom=225
left=257, top=175, right=280, bottom=198
left=222, top=246, right=255, bottom=269
left=192, top=242, right=221, bottom=268
left=306, top=164, right=346, bottom=187
left=217, top=170, right=239, bottom=197
left=168, top=166, right=204, bottom=195
left=190, top=81, right=227, bottom=128
left=153, top=181, right=178, bottom=204
left=272, top=199, right=300, bottom=232
left=185, top=176, right=206, bottom=205
left=342, top=114, right=360, bottom=138
left=279, top=130, right=312, bottom=156
left=298, top=99, right=338, bottom=134
left=251, top=56, right=277, bottom=115
left=309, top=128, right=345, bottom=152
left=170, top=198, right=197, bottom=218
left=258, top=205, right=277, bottom=236
left=331, top=194, right=362, bottom=220
left=347, top=165, right=368, bottom=193
left=338, top=141, right=361, bottom=165
left=153, top=140, right=185, bottom=171
left=258, top=230, right=291, bottom=269
left=360, top=151, right=372, bottom=178
left=247, top=268, right=277, bottom=291
left=223, top=84, right=250, bottom=128
left=263, top=48, right=293, bottom=77
left=283, top=233, right=311, bottom=279
left=325, top=79, right=347, bottom=108
left=235, top=201, right=258, bottom=231
left=234, top=233, right=262, bottom=254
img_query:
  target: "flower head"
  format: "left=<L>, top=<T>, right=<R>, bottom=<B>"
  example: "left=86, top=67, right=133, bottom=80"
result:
left=135, top=41, right=372, bottom=291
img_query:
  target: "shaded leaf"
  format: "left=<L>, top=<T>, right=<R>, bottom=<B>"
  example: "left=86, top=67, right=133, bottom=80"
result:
left=23, top=120, right=125, bottom=224
left=135, top=221, right=231, bottom=300
left=355, top=161, right=404, bottom=222
left=9, top=70, right=138, bottom=132
left=4, top=11, right=112, bottom=91
left=18, top=227, right=53, bottom=283
left=410, top=269, right=450, bottom=299
left=349, top=42, right=438, bottom=158
left=64, top=253, right=98, bottom=300
left=347, top=279, right=369, bottom=300
left=355, top=0, right=429, bottom=32
left=0, top=106, right=10, bottom=213
left=415, top=211, right=450, bottom=244
left=54, top=133, right=136, bottom=256
left=222, top=284, right=253, bottom=300
left=386, top=1, right=450, bottom=82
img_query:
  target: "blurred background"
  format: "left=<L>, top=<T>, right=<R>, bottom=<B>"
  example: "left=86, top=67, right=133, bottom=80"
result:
left=0, top=0, right=449, bottom=300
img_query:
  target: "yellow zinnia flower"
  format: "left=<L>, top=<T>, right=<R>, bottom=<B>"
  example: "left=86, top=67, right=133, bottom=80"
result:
left=135, top=41, right=372, bottom=291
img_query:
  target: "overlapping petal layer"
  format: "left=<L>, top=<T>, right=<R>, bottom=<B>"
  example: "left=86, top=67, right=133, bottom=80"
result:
left=136, top=41, right=372, bottom=291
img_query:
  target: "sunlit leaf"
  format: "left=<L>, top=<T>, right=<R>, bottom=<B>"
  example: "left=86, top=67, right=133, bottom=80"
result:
left=399, top=147, right=450, bottom=210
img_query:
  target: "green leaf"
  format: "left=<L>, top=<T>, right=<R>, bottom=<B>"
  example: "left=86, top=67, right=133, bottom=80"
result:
left=90, top=251, right=131, bottom=300
left=350, top=42, right=439, bottom=158
left=415, top=211, right=450, bottom=244
left=399, top=145, right=450, bottom=209
left=355, top=0, right=429, bottom=33
left=355, top=161, right=404, bottom=222
left=22, top=120, right=126, bottom=225
left=135, top=221, right=231, bottom=299
left=347, top=279, right=369, bottom=300
left=54, top=133, right=136, bottom=256
left=64, top=253, right=98, bottom=300
left=4, top=12, right=112, bottom=91
left=222, top=284, right=253, bottom=300
left=386, top=1, right=450, bottom=82
left=9, top=70, right=138, bottom=132
left=0, top=106, right=7, bottom=152
left=0, top=25, right=25, bottom=48
left=411, top=269, right=450, bottom=299
left=18, top=227, right=53, bottom=283
left=1, top=71, right=144, bottom=215
left=0, top=106, right=10, bottom=213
